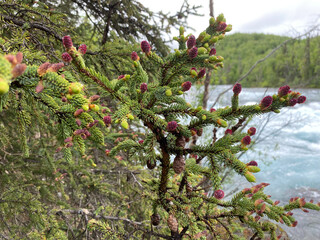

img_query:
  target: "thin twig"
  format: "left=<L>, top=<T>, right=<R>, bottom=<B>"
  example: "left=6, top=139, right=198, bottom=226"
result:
left=210, top=24, right=320, bottom=108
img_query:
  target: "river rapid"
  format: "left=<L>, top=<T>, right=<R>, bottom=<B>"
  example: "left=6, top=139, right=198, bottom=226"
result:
left=185, top=85, right=320, bottom=239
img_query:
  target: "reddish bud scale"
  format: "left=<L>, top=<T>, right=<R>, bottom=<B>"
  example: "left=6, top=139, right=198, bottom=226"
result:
left=225, top=129, right=232, bottom=135
left=118, top=75, right=125, bottom=80
left=61, top=52, right=72, bottom=62
left=141, top=40, right=151, bottom=54
left=181, top=81, right=192, bottom=91
left=62, top=36, right=73, bottom=49
left=242, top=188, right=251, bottom=194
left=297, top=95, right=306, bottom=104
left=187, top=35, right=196, bottom=49
left=210, top=108, right=216, bottom=112
left=15, top=52, right=23, bottom=64
left=260, top=96, right=273, bottom=110
left=247, top=160, right=258, bottom=166
left=140, top=83, right=148, bottom=93
left=78, top=44, right=87, bottom=54
left=241, top=136, right=251, bottom=145
left=209, top=48, right=216, bottom=56
left=103, top=115, right=112, bottom=125
left=74, top=108, right=84, bottom=117
left=76, top=119, right=82, bottom=126
left=214, top=189, right=225, bottom=199
left=5, top=55, right=16, bottom=67
left=56, top=147, right=62, bottom=153
left=167, top=121, right=178, bottom=132
left=278, top=85, right=290, bottom=97
left=289, top=98, right=298, bottom=106
left=74, top=129, right=84, bottom=135
left=188, top=47, right=198, bottom=59
left=48, top=62, right=64, bottom=73
left=12, top=64, right=27, bottom=78
left=64, top=137, right=72, bottom=143
left=247, top=127, right=256, bottom=136
left=138, top=140, right=144, bottom=144
left=84, top=129, right=91, bottom=137
left=197, top=68, right=206, bottom=79
left=90, top=95, right=100, bottom=102
left=37, top=62, right=51, bottom=76
left=131, top=51, right=139, bottom=61
left=233, top=83, right=242, bottom=95
left=216, top=22, right=227, bottom=31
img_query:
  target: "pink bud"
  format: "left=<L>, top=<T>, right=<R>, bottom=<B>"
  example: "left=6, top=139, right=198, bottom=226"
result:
left=233, top=83, right=242, bottom=95
left=61, top=52, right=72, bottom=62
left=12, top=64, right=27, bottom=78
left=140, top=83, right=148, bottom=93
left=216, top=22, right=227, bottom=31
left=188, top=47, right=198, bottom=59
left=167, top=121, right=178, bottom=132
left=15, top=52, right=23, bottom=64
left=289, top=98, right=298, bottom=106
left=90, top=95, right=100, bottom=102
left=260, top=96, right=273, bottom=110
left=241, top=136, right=251, bottom=145
left=247, top=161, right=257, bottom=166
left=247, top=127, right=256, bottom=136
left=78, top=44, right=87, bottom=54
left=181, top=81, right=192, bottom=91
left=187, top=35, right=196, bottom=49
left=214, top=189, right=225, bottom=199
left=74, top=129, right=83, bottom=135
left=278, top=85, right=290, bottom=97
left=64, top=137, right=73, bottom=143
left=37, top=62, right=51, bottom=76
left=65, top=142, right=73, bottom=148
left=48, top=62, right=64, bottom=72
left=209, top=48, right=216, bottom=56
left=103, top=115, right=112, bottom=125
left=141, top=40, right=151, bottom=54
left=62, top=35, right=73, bottom=49
left=74, top=109, right=84, bottom=117
left=297, top=96, right=306, bottom=104
left=197, top=68, right=206, bottom=79
left=76, top=119, right=82, bottom=126
left=131, top=51, right=139, bottom=61
left=225, top=129, right=232, bottom=135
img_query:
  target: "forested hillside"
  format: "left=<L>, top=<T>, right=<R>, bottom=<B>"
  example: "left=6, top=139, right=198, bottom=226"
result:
left=213, top=33, right=320, bottom=88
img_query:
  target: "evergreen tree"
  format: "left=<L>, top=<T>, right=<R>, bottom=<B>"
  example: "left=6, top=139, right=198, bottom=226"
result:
left=0, top=1, right=319, bottom=239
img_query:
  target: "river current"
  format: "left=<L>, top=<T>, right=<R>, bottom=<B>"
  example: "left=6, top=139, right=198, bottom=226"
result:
left=185, top=85, right=320, bottom=239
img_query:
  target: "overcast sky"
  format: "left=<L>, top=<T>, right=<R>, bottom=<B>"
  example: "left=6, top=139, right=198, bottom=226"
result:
left=139, top=0, right=320, bottom=37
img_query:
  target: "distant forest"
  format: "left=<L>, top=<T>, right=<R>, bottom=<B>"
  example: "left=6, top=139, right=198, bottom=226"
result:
left=213, top=33, right=320, bottom=88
